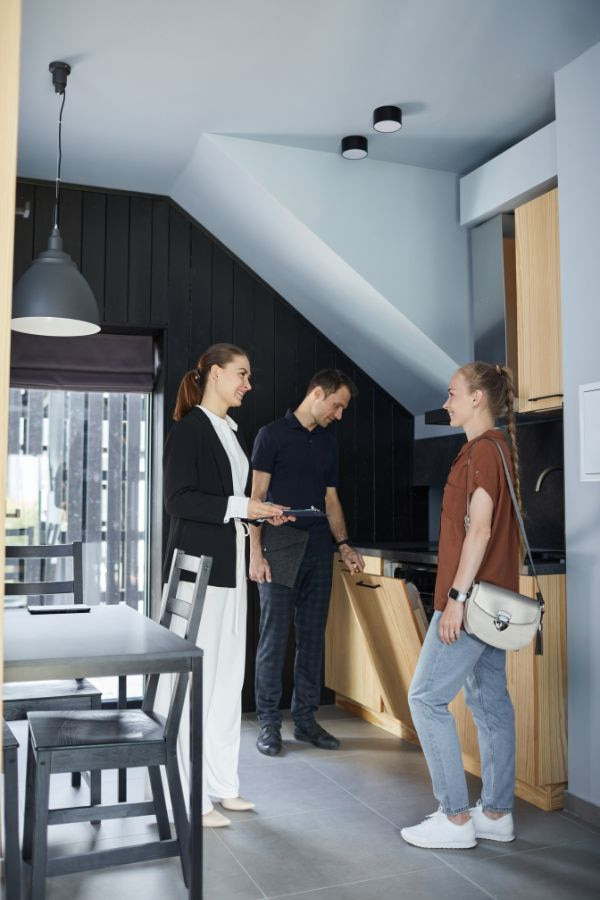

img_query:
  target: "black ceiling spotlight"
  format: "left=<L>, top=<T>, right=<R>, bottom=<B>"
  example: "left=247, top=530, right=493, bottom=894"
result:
left=12, top=61, right=101, bottom=337
left=341, top=135, right=368, bottom=160
left=373, top=105, right=402, bottom=133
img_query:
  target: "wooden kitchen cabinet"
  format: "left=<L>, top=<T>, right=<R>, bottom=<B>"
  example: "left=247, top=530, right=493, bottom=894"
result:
left=325, top=556, right=424, bottom=740
left=451, top=573, right=567, bottom=810
left=326, top=560, right=568, bottom=811
left=514, top=188, right=563, bottom=412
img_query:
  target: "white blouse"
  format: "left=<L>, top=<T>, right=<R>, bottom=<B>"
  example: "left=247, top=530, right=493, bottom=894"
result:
left=198, top=406, right=249, bottom=522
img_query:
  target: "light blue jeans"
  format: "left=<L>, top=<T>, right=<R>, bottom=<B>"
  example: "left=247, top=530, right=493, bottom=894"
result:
left=408, top=611, right=515, bottom=815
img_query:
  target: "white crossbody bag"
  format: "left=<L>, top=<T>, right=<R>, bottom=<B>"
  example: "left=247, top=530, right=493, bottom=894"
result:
left=463, top=439, right=545, bottom=655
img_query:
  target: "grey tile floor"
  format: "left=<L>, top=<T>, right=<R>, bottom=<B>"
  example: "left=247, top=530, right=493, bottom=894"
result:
left=4, top=706, right=600, bottom=899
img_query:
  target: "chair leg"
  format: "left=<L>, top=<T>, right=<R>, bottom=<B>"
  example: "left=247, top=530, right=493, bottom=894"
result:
left=148, top=765, right=172, bottom=841
left=22, top=733, right=37, bottom=862
left=71, top=771, right=82, bottom=788
left=165, top=753, right=190, bottom=889
left=3, top=746, right=21, bottom=900
left=29, top=750, right=52, bottom=900
left=87, top=692, right=103, bottom=812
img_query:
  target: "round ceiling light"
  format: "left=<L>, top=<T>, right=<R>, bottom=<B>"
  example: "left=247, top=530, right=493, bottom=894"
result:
left=373, top=105, right=402, bottom=133
left=341, top=135, right=368, bottom=159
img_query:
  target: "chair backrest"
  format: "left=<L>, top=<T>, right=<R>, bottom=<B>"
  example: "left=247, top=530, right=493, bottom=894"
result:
left=143, top=548, right=212, bottom=743
left=4, top=542, right=84, bottom=606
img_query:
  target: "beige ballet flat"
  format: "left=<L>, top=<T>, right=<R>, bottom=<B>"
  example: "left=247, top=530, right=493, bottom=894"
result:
left=202, top=808, right=231, bottom=828
left=220, top=796, right=256, bottom=812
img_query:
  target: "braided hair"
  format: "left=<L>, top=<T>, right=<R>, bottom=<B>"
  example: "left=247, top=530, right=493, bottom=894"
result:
left=459, top=361, right=522, bottom=510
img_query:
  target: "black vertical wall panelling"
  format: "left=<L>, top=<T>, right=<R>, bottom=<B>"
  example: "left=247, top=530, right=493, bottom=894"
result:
left=32, top=184, right=55, bottom=258
left=232, top=263, right=255, bottom=441
left=353, top=369, right=375, bottom=541
left=166, top=207, right=192, bottom=419
left=13, top=182, right=35, bottom=282
left=128, top=196, right=153, bottom=326
left=392, top=405, right=414, bottom=541
left=211, top=244, right=234, bottom=343
left=315, top=333, right=336, bottom=373
left=104, top=194, right=130, bottom=325
left=296, top=316, right=316, bottom=404
left=150, top=198, right=169, bottom=326
left=251, top=282, right=275, bottom=431
left=373, top=390, right=394, bottom=542
left=274, top=300, right=298, bottom=419
left=190, top=228, right=212, bottom=365
left=58, top=187, right=82, bottom=269
left=334, top=351, right=359, bottom=540
left=81, top=192, right=107, bottom=320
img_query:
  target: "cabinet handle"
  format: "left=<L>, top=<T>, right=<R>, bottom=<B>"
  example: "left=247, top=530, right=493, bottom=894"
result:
left=355, top=580, right=380, bottom=589
left=527, top=393, right=564, bottom=402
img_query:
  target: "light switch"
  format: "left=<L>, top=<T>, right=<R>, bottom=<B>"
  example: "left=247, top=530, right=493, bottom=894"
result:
left=579, top=382, right=600, bottom=481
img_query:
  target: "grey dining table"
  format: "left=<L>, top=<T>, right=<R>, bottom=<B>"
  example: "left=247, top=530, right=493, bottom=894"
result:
left=3, top=603, right=203, bottom=899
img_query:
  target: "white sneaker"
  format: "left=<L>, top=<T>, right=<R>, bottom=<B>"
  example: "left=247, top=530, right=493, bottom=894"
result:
left=400, top=808, right=477, bottom=849
left=469, top=800, right=515, bottom=842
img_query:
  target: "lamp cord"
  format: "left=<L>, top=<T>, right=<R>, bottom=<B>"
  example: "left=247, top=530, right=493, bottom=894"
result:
left=53, top=89, right=66, bottom=229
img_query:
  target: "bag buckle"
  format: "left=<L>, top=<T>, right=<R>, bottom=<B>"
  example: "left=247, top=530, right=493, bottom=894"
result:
left=494, top=610, right=511, bottom=632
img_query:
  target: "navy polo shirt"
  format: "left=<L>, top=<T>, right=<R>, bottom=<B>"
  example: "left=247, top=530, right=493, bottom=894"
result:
left=251, top=410, right=338, bottom=556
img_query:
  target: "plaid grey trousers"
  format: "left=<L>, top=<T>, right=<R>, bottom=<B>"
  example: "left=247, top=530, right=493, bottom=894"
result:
left=255, top=552, right=333, bottom=727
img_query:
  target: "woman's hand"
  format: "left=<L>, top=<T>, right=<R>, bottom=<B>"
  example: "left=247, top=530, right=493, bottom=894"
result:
left=247, top=499, right=288, bottom=521
left=438, top=599, right=465, bottom=644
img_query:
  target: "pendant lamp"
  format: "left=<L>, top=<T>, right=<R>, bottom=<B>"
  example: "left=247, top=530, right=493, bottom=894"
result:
left=12, top=61, right=100, bottom=337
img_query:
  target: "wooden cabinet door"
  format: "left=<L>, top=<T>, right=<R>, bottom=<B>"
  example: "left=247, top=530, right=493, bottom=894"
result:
left=509, top=574, right=567, bottom=786
left=339, top=572, right=425, bottom=728
left=515, top=189, right=563, bottom=412
left=325, top=557, right=382, bottom=711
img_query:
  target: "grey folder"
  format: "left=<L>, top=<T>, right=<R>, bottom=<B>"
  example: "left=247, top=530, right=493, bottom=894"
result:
left=261, top=524, right=309, bottom=588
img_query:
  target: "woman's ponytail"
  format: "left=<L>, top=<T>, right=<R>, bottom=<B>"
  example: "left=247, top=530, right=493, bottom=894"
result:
left=171, top=343, right=247, bottom=421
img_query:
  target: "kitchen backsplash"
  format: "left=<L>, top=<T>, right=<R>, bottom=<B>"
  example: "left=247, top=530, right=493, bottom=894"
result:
left=413, top=415, right=564, bottom=550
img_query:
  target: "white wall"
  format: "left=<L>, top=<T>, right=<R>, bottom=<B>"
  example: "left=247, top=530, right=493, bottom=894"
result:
left=555, top=40, right=600, bottom=810
left=170, top=135, right=470, bottom=413
left=460, top=122, right=557, bottom=226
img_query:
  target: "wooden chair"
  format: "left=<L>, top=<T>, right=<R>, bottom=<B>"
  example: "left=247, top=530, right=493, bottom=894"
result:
left=22, top=549, right=212, bottom=899
left=3, top=543, right=102, bottom=797
left=2, top=721, right=21, bottom=900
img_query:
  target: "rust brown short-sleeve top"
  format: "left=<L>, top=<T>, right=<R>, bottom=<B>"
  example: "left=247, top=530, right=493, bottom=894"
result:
left=434, top=429, right=519, bottom=612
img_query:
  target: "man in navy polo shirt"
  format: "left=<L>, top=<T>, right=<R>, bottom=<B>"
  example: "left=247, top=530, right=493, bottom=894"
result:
left=250, top=369, right=365, bottom=756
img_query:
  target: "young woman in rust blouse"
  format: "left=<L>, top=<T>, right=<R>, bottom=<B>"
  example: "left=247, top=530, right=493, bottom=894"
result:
left=402, top=362, right=521, bottom=850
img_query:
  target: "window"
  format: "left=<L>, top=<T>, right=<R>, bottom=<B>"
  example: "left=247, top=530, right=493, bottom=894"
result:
left=6, top=387, right=151, bottom=612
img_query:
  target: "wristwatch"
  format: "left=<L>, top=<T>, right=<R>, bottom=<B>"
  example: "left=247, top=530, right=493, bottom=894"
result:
left=335, top=538, right=353, bottom=551
left=448, top=587, right=468, bottom=603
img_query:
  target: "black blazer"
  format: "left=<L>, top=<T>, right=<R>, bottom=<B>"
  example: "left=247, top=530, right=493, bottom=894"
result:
left=163, top=407, right=250, bottom=587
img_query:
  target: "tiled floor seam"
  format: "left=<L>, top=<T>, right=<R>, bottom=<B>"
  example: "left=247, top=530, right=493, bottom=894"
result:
left=434, top=855, right=498, bottom=899
left=263, top=864, right=452, bottom=899
left=224, top=801, right=363, bottom=826
left=213, top=827, right=269, bottom=899
left=299, top=754, right=419, bottom=831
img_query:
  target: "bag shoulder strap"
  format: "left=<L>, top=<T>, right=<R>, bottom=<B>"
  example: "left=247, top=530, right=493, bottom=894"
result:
left=465, top=437, right=545, bottom=614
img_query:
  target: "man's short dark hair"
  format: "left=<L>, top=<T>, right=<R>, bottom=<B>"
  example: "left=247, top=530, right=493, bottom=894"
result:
left=306, top=368, right=358, bottom=399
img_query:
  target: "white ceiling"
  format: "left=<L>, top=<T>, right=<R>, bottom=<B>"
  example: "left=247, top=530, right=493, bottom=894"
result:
left=18, top=0, right=600, bottom=185
left=15, top=0, right=600, bottom=412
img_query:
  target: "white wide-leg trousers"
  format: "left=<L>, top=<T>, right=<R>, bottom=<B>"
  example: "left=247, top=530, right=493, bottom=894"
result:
left=155, top=521, right=248, bottom=815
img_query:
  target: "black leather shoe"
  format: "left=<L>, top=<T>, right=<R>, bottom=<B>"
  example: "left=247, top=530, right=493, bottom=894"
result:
left=293, top=720, right=340, bottom=750
left=256, top=724, right=282, bottom=756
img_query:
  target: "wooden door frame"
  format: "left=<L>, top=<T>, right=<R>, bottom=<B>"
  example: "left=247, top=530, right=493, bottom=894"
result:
left=0, top=0, right=22, bottom=736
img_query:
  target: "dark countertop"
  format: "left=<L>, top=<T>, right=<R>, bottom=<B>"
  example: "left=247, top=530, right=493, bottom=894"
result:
left=354, top=543, right=566, bottom=576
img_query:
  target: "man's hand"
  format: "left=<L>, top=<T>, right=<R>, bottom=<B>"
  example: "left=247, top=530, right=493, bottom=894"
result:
left=249, top=553, right=272, bottom=583
left=340, top=544, right=365, bottom=575
left=438, top=599, right=465, bottom=644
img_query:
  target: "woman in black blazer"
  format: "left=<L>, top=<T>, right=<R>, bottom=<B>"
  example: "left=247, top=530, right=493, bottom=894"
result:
left=160, top=343, right=287, bottom=828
